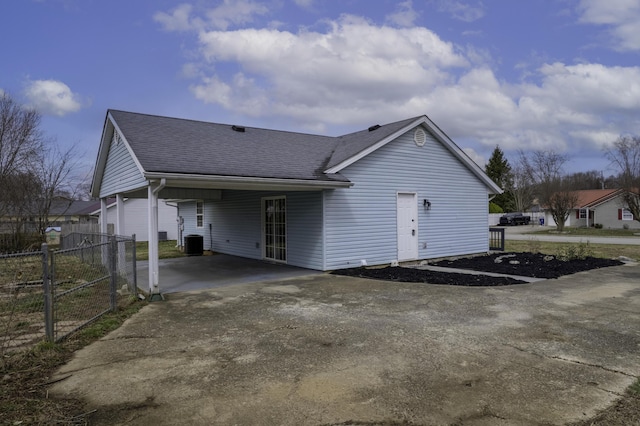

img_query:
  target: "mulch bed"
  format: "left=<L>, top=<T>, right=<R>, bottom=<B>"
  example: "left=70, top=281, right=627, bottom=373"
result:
left=332, top=252, right=624, bottom=286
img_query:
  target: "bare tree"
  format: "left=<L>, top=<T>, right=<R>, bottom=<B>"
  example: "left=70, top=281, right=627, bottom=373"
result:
left=0, top=93, right=44, bottom=219
left=0, top=93, right=82, bottom=249
left=521, top=150, right=578, bottom=232
left=605, top=135, right=640, bottom=223
left=506, top=162, right=535, bottom=213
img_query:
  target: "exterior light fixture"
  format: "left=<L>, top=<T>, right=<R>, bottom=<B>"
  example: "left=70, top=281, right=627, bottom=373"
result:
left=423, top=199, right=431, bottom=210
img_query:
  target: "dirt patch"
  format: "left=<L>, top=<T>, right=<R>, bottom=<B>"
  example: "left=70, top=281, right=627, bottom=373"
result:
left=333, top=252, right=624, bottom=286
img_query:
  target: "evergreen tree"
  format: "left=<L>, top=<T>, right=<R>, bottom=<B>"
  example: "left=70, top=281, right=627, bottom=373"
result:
left=485, top=146, right=515, bottom=211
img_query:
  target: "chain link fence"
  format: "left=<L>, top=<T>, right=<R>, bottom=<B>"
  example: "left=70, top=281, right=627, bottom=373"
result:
left=0, top=233, right=137, bottom=355
left=0, top=251, right=48, bottom=354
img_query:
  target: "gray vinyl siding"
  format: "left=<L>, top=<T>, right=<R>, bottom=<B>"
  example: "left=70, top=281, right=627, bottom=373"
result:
left=178, top=200, right=215, bottom=248
left=99, top=132, right=146, bottom=198
left=595, top=198, right=640, bottom=229
left=180, top=191, right=324, bottom=269
left=324, top=125, right=489, bottom=270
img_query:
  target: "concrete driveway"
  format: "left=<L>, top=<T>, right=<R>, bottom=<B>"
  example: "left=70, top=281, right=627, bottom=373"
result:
left=50, top=264, right=640, bottom=425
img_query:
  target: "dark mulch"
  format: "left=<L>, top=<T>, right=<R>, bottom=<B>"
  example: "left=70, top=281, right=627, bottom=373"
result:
left=432, top=252, right=623, bottom=279
left=333, top=266, right=526, bottom=286
left=332, top=252, right=624, bottom=286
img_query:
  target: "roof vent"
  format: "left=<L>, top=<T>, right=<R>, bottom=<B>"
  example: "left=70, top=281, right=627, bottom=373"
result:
left=231, top=125, right=245, bottom=132
left=368, top=124, right=381, bottom=132
left=414, top=128, right=426, bottom=147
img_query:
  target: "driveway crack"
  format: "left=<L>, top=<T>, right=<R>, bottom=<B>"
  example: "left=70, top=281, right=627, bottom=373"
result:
left=503, top=343, right=637, bottom=378
left=549, top=355, right=637, bottom=378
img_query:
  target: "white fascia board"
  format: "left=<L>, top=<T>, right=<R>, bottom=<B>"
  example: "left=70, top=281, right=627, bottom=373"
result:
left=421, top=115, right=503, bottom=195
left=587, top=190, right=623, bottom=208
left=324, top=117, right=426, bottom=174
left=90, top=115, right=114, bottom=198
left=90, top=112, right=149, bottom=199
left=144, top=172, right=353, bottom=191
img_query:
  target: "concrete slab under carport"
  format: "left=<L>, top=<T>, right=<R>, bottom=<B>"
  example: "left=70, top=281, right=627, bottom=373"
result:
left=136, top=253, right=323, bottom=294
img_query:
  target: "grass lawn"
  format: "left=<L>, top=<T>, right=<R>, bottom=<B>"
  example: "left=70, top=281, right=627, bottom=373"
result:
left=505, top=240, right=640, bottom=260
left=135, top=240, right=185, bottom=261
left=527, top=227, right=640, bottom=237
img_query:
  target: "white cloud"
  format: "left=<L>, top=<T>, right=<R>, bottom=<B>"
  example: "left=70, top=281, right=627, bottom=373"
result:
left=154, top=3, right=198, bottom=32
left=293, top=0, right=314, bottom=9
left=386, top=0, right=419, bottom=28
left=578, top=0, right=640, bottom=51
left=169, top=10, right=639, bottom=163
left=23, top=79, right=82, bottom=116
left=436, top=0, right=485, bottom=22
left=193, top=15, right=468, bottom=126
left=462, top=147, right=485, bottom=167
left=154, top=1, right=268, bottom=32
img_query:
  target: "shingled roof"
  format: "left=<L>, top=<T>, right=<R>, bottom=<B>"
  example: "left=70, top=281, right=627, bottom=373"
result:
left=94, top=110, right=501, bottom=196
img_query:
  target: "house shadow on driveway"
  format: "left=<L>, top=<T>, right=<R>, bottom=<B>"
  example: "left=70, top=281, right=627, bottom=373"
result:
left=137, top=254, right=323, bottom=294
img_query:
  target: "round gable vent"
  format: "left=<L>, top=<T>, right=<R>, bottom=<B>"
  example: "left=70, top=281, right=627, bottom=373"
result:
left=414, top=128, right=426, bottom=147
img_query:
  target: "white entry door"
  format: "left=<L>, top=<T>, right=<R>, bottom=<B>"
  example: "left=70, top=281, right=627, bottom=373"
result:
left=397, top=193, right=418, bottom=261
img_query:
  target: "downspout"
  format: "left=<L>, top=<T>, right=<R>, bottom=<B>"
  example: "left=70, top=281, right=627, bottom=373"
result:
left=586, top=207, right=590, bottom=228
left=164, top=200, right=180, bottom=247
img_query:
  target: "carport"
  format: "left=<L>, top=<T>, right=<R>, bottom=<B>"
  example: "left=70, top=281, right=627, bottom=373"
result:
left=91, top=111, right=349, bottom=299
left=136, top=254, right=323, bottom=294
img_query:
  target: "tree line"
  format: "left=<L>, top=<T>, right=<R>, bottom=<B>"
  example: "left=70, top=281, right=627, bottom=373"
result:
left=485, top=140, right=640, bottom=231
left=0, top=93, right=82, bottom=250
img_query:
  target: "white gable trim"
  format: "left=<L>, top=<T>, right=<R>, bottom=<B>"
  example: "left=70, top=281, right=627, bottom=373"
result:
left=324, top=115, right=502, bottom=195
left=91, top=112, right=148, bottom=198
left=325, top=117, right=425, bottom=174
left=108, top=112, right=147, bottom=178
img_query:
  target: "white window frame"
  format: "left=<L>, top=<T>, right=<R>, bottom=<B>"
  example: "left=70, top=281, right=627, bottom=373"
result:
left=622, top=208, right=633, bottom=221
left=579, top=209, right=587, bottom=219
left=196, top=200, right=204, bottom=228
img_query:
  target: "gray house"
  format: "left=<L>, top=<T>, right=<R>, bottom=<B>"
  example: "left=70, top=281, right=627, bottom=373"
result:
left=91, top=110, right=501, bottom=295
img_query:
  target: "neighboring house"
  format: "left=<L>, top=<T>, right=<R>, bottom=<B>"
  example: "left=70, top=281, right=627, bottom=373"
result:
left=90, top=198, right=178, bottom=241
left=0, top=199, right=98, bottom=233
left=91, top=110, right=501, bottom=292
left=543, top=189, right=639, bottom=229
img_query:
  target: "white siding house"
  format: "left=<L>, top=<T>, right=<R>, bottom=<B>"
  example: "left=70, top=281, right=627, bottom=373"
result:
left=91, top=110, right=502, bottom=294
left=95, top=198, right=178, bottom=241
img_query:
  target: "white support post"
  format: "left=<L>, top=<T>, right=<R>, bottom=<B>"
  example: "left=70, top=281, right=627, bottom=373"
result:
left=115, top=194, right=126, bottom=277
left=100, top=198, right=109, bottom=266
left=116, top=194, right=125, bottom=235
left=586, top=207, right=589, bottom=228
left=148, top=185, right=159, bottom=297
left=100, top=198, right=108, bottom=234
left=148, top=179, right=165, bottom=301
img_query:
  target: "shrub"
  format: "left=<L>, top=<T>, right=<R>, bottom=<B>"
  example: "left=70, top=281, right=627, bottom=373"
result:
left=556, top=241, right=593, bottom=261
left=623, top=224, right=629, bottom=230
left=594, top=223, right=603, bottom=229
left=489, top=202, right=504, bottom=213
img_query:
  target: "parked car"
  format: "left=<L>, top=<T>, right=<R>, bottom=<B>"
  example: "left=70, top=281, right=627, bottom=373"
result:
left=499, top=212, right=531, bottom=226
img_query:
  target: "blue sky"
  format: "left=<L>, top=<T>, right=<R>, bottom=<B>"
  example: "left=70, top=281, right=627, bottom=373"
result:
left=2, top=0, right=639, bottom=180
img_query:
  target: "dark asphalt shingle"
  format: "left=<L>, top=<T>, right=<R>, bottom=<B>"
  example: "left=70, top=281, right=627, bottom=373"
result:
left=109, top=110, right=423, bottom=181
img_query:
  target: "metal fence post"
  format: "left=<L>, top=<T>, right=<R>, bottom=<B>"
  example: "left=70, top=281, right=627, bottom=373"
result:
left=42, top=243, right=54, bottom=343
left=109, top=235, right=118, bottom=311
